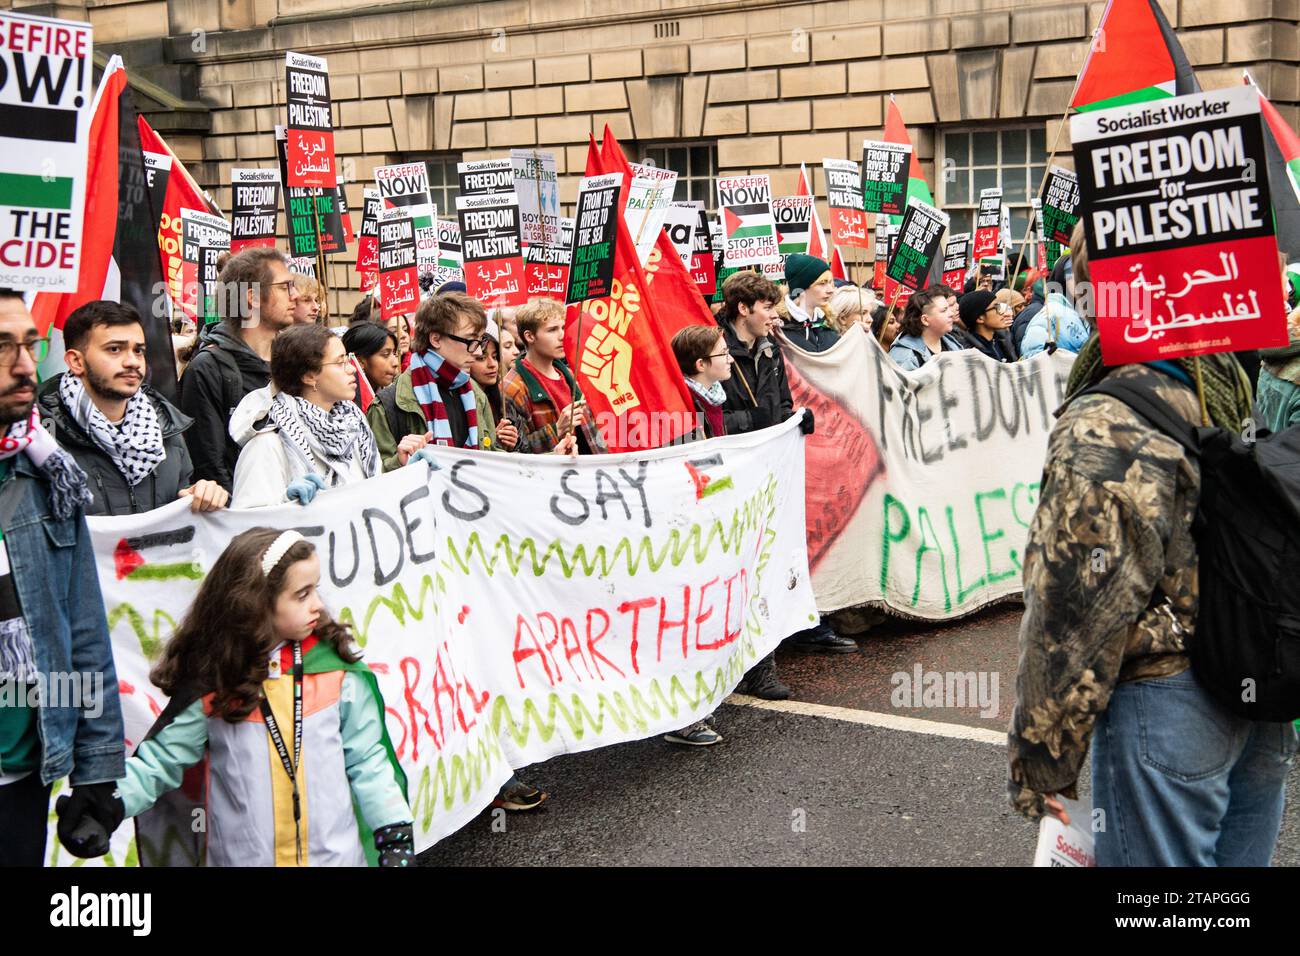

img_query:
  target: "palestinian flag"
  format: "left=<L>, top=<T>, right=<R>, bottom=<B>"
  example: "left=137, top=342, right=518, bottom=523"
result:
left=139, top=115, right=221, bottom=324
left=599, top=127, right=714, bottom=338
left=722, top=204, right=773, bottom=241
left=798, top=163, right=829, bottom=260
left=349, top=355, right=375, bottom=412
left=29, top=57, right=177, bottom=396
left=830, top=246, right=849, bottom=282
left=1248, top=75, right=1300, bottom=260
left=883, top=96, right=935, bottom=215
left=1071, top=0, right=1197, bottom=112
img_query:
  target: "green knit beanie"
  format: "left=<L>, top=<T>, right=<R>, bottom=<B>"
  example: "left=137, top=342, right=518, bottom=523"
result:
left=784, top=253, right=830, bottom=297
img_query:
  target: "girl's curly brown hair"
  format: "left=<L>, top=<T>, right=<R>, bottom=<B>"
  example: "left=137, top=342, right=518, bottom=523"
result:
left=151, top=527, right=360, bottom=722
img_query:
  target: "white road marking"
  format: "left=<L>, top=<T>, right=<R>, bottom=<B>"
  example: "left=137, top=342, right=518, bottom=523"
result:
left=725, top=694, right=1008, bottom=745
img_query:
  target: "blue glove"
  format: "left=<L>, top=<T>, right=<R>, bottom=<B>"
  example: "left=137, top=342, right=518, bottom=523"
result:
left=286, top=472, right=327, bottom=505
left=409, top=447, right=442, bottom=471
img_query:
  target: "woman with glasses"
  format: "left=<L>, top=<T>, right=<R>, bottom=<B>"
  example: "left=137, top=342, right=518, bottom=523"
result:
left=228, top=324, right=380, bottom=509
left=366, top=292, right=504, bottom=472
left=957, top=290, right=1018, bottom=363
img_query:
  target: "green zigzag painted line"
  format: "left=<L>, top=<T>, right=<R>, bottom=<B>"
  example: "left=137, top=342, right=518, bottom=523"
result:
left=490, top=638, right=760, bottom=747
left=107, top=603, right=179, bottom=661
left=443, top=474, right=778, bottom=580
left=336, top=572, right=443, bottom=647
left=407, top=726, right=507, bottom=823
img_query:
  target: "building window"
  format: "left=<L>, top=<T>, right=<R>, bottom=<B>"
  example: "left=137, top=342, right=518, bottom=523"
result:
left=635, top=143, right=718, bottom=210
left=939, top=127, right=1047, bottom=253
left=408, top=154, right=461, bottom=219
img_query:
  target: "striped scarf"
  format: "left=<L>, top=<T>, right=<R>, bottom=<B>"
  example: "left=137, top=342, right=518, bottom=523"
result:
left=407, top=349, right=478, bottom=448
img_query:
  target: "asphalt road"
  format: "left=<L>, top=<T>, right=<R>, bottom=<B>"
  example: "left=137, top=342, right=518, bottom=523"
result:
left=419, top=604, right=1300, bottom=867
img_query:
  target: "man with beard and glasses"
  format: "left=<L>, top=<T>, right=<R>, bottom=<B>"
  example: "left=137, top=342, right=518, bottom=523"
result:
left=39, top=301, right=228, bottom=516
left=0, top=290, right=125, bottom=865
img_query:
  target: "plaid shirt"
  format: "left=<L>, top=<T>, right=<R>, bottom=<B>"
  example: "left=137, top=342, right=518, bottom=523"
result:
left=501, top=357, right=606, bottom=454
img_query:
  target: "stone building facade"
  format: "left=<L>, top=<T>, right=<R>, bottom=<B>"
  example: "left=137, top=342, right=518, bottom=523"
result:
left=9, top=0, right=1300, bottom=314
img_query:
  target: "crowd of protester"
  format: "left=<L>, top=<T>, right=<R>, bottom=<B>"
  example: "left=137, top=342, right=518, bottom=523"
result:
left=2, top=220, right=1298, bottom=868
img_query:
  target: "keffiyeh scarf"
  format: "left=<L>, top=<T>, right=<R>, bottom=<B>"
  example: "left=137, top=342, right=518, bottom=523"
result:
left=59, top=373, right=165, bottom=487
left=266, top=392, right=380, bottom=487
left=407, top=349, right=478, bottom=448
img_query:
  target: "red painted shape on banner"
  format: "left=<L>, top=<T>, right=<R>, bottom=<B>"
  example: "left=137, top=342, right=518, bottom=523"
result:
left=1093, top=235, right=1288, bottom=365
left=785, top=359, right=885, bottom=572
left=113, top=538, right=145, bottom=579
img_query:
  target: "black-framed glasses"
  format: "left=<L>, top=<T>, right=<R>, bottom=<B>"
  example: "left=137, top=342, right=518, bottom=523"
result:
left=445, top=332, right=489, bottom=355
left=265, top=279, right=297, bottom=294
left=708, top=350, right=731, bottom=360
left=0, top=337, right=49, bottom=368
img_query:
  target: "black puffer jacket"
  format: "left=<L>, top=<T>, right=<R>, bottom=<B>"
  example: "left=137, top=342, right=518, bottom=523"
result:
left=38, top=375, right=195, bottom=516
left=718, top=319, right=793, bottom=435
left=177, top=323, right=270, bottom=491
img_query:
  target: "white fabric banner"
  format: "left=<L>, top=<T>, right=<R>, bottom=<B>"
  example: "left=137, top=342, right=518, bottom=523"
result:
left=52, top=418, right=815, bottom=864
left=783, top=326, right=1076, bottom=620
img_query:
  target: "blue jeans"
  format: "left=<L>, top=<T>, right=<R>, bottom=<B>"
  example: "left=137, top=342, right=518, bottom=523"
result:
left=1092, top=668, right=1298, bottom=866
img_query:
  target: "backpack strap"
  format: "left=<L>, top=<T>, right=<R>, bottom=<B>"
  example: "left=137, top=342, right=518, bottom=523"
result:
left=1081, top=376, right=1201, bottom=458
left=201, top=342, right=244, bottom=416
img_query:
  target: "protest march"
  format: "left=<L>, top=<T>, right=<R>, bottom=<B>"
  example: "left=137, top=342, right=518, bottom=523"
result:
left=3, top=0, right=1300, bottom=902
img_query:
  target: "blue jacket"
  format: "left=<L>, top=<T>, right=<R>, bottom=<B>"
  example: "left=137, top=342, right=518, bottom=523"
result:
left=887, top=332, right=967, bottom=371
left=0, top=454, right=124, bottom=786
left=1020, top=293, right=1090, bottom=359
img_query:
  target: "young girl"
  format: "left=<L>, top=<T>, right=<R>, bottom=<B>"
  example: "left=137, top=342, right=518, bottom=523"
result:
left=65, top=527, right=414, bottom=867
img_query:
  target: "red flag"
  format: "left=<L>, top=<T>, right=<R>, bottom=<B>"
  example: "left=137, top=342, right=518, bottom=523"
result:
left=798, top=163, right=829, bottom=261
left=138, top=116, right=219, bottom=321
left=830, top=246, right=849, bottom=282
left=31, top=57, right=177, bottom=392
left=564, top=137, right=698, bottom=452
left=597, top=128, right=714, bottom=339
left=349, top=355, right=375, bottom=412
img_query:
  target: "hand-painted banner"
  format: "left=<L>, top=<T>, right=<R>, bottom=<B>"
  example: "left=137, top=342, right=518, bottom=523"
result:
left=230, top=168, right=280, bottom=253
left=783, top=326, right=1076, bottom=620
left=56, top=422, right=815, bottom=865
left=284, top=51, right=335, bottom=188
left=0, top=11, right=94, bottom=291
left=1072, top=85, right=1287, bottom=363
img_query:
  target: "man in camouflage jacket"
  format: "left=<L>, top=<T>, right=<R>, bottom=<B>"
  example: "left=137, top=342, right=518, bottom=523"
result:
left=1008, top=362, right=1297, bottom=866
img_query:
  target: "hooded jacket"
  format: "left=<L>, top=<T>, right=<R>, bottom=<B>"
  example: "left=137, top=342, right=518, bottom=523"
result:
left=177, top=323, right=271, bottom=492
left=227, top=387, right=376, bottom=509
left=776, top=295, right=841, bottom=353
left=38, top=374, right=195, bottom=516
left=1255, top=336, right=1300, bottom=434
left=1019, top=293, right=1091, bottom=359
left=887, top=332, right=967, bottom=371
left=367, top=368, right=498, bottom=471
left=718, top=319, right=793, bottom=434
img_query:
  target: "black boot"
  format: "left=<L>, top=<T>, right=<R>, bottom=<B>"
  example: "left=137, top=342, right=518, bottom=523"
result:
left=739, top=653, right=792, bottom=700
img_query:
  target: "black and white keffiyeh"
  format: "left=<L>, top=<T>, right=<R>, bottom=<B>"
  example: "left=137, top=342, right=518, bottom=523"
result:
left=266, top=392, right=379, bottom=487
left=59, top=373, right=165, bottom=488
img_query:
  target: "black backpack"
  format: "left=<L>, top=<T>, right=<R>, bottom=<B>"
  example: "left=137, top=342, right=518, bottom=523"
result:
left=1085, top=376, right=1300, bottom=722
